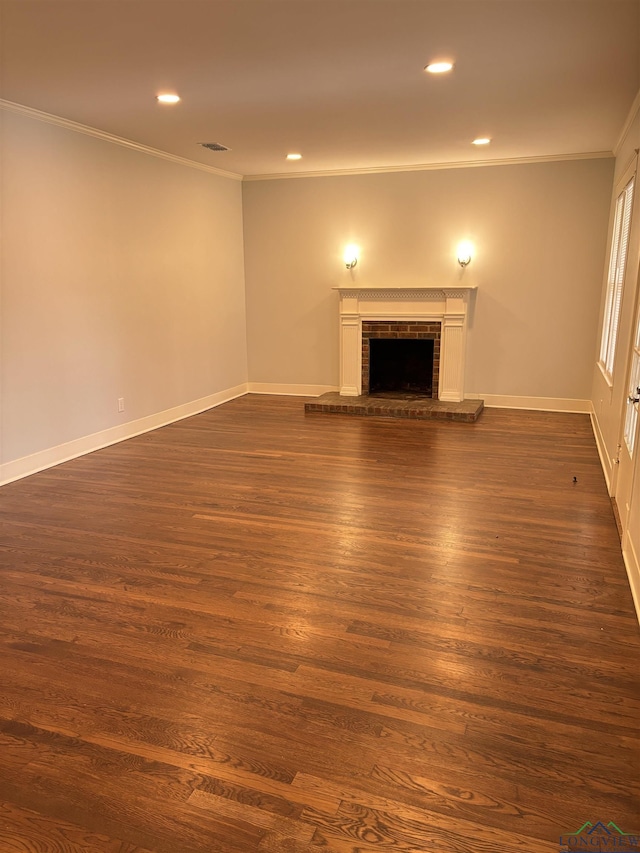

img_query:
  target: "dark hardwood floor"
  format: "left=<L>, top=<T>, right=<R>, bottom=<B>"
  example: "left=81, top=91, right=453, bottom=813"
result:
left=0, top=394, right=638, bottom=853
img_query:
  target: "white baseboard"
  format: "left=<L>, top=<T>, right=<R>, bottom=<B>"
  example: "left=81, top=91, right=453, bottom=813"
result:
left=0, top=383, right=249, bottom=486
left=589, top=403, right=613, bottom=493
left=468, top=394, right=591, bottom=413
left=622, top=533, right=640, bottom=627
left=247, top=383, right=338, bottom=396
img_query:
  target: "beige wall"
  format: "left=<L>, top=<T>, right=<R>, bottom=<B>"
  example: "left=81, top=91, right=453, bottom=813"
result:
left=243, top=159, right=613, bottom=399
left=1, top=110, right=247, bottom=465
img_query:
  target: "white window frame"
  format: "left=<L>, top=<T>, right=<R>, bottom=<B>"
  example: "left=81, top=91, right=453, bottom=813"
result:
left=599, top=163, right=636, bottom=383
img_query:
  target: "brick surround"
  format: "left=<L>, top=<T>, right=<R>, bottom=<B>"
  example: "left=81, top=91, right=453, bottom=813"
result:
left=361, top=321, right=441, bottom=398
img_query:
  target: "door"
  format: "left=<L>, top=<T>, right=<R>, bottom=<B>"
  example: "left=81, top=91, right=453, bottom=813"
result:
left=615, top=273, right=640, bottom=530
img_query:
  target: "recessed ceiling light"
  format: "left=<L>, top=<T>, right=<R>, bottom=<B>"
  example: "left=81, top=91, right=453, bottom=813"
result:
left=472, top=137, right=491, bottom=145
left=157, top=94, right=181, bottom=104
left=425, top=61, right=453, bottom=74
left=286, top=153, right=302, bottom=160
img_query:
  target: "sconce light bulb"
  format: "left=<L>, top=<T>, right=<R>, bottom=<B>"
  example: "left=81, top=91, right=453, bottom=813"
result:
left=344, top=244, right=360, bottom=269
left=457, top=240, right=473, bottom=268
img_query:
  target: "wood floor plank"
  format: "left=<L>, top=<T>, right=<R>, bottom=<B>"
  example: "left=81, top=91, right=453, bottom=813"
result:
left=0, top=801, right=156, bottom=853
left=188, top=788, right=317, bottom=842
left=1, top=396, right=639, bottom=851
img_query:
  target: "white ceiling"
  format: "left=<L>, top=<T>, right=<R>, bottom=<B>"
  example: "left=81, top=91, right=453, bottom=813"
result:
left=1, top=1, right=639, bottom=178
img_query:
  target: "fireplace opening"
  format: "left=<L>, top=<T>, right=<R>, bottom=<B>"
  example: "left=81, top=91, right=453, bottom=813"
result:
left=361, top=321, right=441, bottom=398
left=369, top=338, right=434, bottom=395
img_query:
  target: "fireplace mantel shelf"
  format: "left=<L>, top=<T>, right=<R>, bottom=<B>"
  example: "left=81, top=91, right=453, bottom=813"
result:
left=334, top=285, right=477, bottom=297
left=335, top=285, right=474, bottom=402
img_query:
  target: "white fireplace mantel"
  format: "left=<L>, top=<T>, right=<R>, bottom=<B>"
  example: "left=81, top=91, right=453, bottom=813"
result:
left=334, top=285, right=476, bottom=402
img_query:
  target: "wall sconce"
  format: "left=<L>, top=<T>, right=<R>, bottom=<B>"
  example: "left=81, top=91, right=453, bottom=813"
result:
left=457, top=240, right=473, bottom=268
left=343, top=244, right=359, bottom=269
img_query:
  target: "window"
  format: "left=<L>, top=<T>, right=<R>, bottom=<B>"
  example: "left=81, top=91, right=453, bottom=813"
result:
left=599, top=172, right=635, bottom=380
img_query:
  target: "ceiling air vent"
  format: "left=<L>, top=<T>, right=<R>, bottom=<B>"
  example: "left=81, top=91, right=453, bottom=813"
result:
left=199, top=142, right=230, bottom=152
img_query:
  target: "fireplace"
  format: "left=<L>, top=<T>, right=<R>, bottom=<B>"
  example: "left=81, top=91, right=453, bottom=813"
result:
left=362, top=321, right=440, bottom=396
left=334, top=286, right=475, bottom=402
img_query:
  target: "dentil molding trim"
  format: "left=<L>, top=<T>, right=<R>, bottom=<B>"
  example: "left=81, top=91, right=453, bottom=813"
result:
left=335, top=286, right=476, bottom=300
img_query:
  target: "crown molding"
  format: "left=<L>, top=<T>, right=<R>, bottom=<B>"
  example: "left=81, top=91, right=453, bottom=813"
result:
left=243, top=150, right=613, bottom=182
left=0, top=97, right=617, bottom=184
left=0, top=99, right=243, bottom=181
left=614, top=87, right=640, bottom=157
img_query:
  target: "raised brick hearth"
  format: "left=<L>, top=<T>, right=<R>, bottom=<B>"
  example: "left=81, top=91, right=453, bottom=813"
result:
left=305, top=392, right=484, bottom=422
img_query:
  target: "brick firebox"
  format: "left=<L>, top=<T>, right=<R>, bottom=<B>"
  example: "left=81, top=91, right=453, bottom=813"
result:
left=361, top=321, right=441, bottom=398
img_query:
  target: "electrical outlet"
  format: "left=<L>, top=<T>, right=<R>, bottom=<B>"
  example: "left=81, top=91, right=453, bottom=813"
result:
left=118, top=398, right=125, bottom=413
